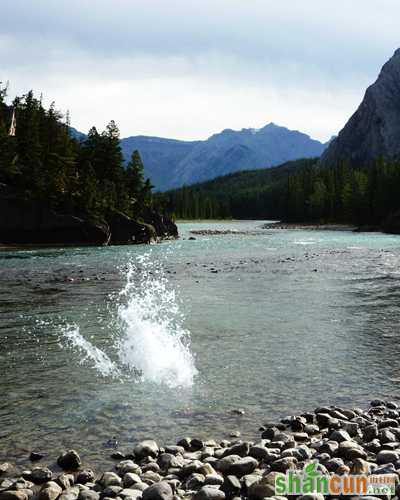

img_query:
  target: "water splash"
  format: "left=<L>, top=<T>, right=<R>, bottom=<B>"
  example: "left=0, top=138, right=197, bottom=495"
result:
left=60, top=254, right=197, bottom=388
left=62, top=324, right=120, bottom=378
left=117, top=255, right=197, bottom=388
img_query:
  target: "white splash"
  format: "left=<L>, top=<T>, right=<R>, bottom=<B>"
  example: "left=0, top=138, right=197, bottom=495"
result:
left=60, top=254, right=197, bottom=388
left=117, top=255, right=197, bottom=388
left=62, top=324, right=120, bottom=378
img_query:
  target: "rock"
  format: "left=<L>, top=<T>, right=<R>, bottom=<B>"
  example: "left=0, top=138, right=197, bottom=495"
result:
left=59, top=487, right=80, bottom=500
left=38, top=482, right=63, bottom=500
left=101, top=486, right=123, bottom=498
left=185, top=473, right=205, bottom=490
left=31, top=468, right=53, bottom=484
left=319, top=49, right=400, bottom=169
left=379, top=428, right=397, bottom=443
left=141, top=210, right=178, bottom=240
left=29, top=452, right=44, bottom=462
left=248, top=473, right=279, bottom=500
left=249, top=446, right=270, bottom=460
left=0, top=185, right=111, bottom=245
left=270, top=457, right=297, bottom=472
left=371, top=399, right=386, bottom=407
left=140, top=471, right=162, bottom=485
left=338, top=441, right=367, bottom=460
left=204, top=475, right=224, bottom=487
left=142, top=482, right=173, bottom=500
left=216, top=456, right=258, bottom=477
left=324, top=458, right=344, bottom=472
left=57, top=451, right=82, bottom=471
left=315, top=413, right=339, bottom=429
left=123, top=474, right=142, bottom=488
left=190, top=439, right=205, bottom=451
left=100, top=473, right=122, bottom=488
left=134, top=441, right=159, bottom=460
left=193, top=487, right=225, bottom=500
left=221, top=476, right=241, bottom=498
left=0, top=463, right=10, bottom=474
left=116, top=461, right=141, bottom=476
left=363, top=424, right=378, bottom=442
left=376, top=450, right=400, bottom=464
left=0, top=492, right=29, bottom=500
left=141, top=464, right=160, bottom=474
left=107, top=211, right=157, bottom=245
left=78, top=491, right=100, bottom=500
left=119, top=489, right=143, bottom=499
left=221, top=442, right=250, bottom=458
left=57, top=474, right=75, bottom=490
left=329, top=430, right=352, bottom=443
left=318, top=440, right=339, bottom=455
left=340, top=421, right=360, bottom=437
left=76, top=471, right=94, bottom=486
left=350, top=458, right=370, bottom=475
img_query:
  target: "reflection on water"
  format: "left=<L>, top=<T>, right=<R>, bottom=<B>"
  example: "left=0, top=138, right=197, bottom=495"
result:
left=1, top=221, right=400, bottom=468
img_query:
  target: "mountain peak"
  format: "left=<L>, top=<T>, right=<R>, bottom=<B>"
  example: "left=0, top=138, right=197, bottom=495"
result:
left=320, top=48, right=400, bottom=166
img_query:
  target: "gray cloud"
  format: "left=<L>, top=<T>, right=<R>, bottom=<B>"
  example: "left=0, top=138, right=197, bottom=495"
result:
left=1, top=0, right=399, bottom=141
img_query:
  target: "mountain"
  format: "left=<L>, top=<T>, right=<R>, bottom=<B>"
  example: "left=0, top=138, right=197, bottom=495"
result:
left=321, top=48, right=400, bottom=165
left=69, top=126, right=86, bottom=142
left=120, top=136, right=200, bottom=191
left=121, top=123, right=327, bottom=191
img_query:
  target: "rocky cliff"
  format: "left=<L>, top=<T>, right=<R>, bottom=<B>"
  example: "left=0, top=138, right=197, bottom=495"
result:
left=320, top=49, right=400, bottom=166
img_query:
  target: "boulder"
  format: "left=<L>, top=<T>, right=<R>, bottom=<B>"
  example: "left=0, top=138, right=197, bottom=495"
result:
left=107, top=211, right=156, bottom=245
left=134, top=441, right=160, bottom=460
left=57, top=451, right=82, bottom=471
left=38, top=482, right=63, bottom=500
left=31, top=468, right=53, bottom=484
left=193, top=487, right=225, bottom=500
left=0, top=493, right=29, bottom=500
left=142, top=482, right=173, bottom=500
left=141, top=210, right=178, bottom=239
left=216, top=456, right=258, bottom=477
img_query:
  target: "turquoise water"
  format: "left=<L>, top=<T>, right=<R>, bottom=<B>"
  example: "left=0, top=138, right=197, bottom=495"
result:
left=1, top=221, right=400, bottom=468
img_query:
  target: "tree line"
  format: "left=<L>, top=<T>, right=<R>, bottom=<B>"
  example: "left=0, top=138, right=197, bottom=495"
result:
left=158, top=157, right=400, bottom=226
left=0, top=85, right=153, bottom=220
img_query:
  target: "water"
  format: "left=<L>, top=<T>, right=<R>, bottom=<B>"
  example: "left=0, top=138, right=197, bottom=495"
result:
left=1, top=220, right=400, bottom=468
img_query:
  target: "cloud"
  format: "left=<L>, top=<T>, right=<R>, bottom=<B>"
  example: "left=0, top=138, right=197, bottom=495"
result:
left=1, top=0, right=399, bottom=141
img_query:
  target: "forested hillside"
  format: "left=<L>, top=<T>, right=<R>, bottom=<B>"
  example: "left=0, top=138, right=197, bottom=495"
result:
left=158, top=158, right=400, bottom=230
left=0, top=85, right=177, bottom=245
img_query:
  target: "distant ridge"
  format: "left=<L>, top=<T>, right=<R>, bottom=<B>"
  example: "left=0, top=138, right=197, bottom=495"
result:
left=120, top=123, right=327, bottom=190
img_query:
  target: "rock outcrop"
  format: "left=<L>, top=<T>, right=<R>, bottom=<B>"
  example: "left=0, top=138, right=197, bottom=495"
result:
left=141, top=209, right=179, bottom=239
left=0, top=185, right=110, bottom=246
left=0, top=185, right=178, bottom=246
left=320, top=49, right=400, bottom=166
left=107, top=211, right=157, bottom=245
left=382, top=210, right=400, bottom=234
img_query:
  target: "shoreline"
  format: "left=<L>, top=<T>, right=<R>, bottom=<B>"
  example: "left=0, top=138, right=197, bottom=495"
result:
left=1, top=400, right=399, bottom=500
left=261, top=222, right=381, bottom=232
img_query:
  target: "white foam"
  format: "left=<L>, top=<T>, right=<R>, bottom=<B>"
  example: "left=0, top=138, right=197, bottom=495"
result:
left=117, top=255, right=197, bottom=388
left=60, top=254, right=197, bottom=388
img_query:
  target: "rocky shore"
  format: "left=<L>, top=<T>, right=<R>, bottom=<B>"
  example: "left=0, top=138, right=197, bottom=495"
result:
left=0, top=184, right=178, bottom=246
left=261, top=222, right=358, bottom=232
left=2, top=400, right=400, bottom=500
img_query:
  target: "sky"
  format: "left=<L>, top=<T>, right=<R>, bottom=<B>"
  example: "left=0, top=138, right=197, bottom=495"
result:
left=1, top=0, right=399, bottom=142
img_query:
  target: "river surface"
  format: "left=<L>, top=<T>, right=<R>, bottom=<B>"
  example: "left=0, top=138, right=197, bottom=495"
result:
left=1, top=221, right=400, bottom=468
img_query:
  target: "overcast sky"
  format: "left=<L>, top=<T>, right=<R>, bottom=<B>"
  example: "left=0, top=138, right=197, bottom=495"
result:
left=1, top=0, right=399, bottom=141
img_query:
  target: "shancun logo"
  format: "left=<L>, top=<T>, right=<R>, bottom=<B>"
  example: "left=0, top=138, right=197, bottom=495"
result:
left=275, top=462, right=396, bottom=496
